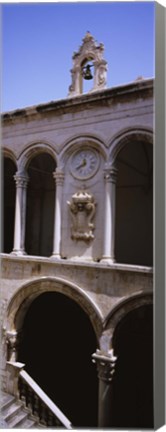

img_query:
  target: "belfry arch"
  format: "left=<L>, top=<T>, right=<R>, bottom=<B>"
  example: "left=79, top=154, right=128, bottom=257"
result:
left=68, top=31, right=107, bottom=97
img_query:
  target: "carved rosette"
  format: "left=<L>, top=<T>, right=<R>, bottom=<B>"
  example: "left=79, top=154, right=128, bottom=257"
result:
left=67, top=190, right=96, bottom=241
left=92, top=349, right=117, bottom=383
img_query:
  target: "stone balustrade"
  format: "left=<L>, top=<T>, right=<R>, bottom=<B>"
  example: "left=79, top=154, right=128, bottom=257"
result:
left=6, top=362, right=72, bottom=429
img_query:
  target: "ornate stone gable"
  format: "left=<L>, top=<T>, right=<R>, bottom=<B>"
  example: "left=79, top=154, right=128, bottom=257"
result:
left=68, top=31, right=108, bottom=97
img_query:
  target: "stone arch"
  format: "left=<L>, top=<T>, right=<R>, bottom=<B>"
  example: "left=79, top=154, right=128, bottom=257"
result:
left=17, top=141, right=58, bottom=173
left=108, top=291, right=153, bottom=428
left=2, top=148, right=17, bottom=166
left=12, top=278, right=101, bottom=427
left=60, top=134, right=107, bottom=164
left=2, top=154, right=17, bottom=253
left=110, top=127, right=153, bottom=266
left=23, top=148, right=57, bottom=257
left=109, top=127, right=153, bottom=164
left=101, top=291, right=153, bottom=350
left=5, top=277, right=103, bottom=340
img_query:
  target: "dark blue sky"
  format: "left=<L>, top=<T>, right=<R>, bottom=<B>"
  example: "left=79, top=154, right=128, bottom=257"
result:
left=2, top=2, right=155, bottom=112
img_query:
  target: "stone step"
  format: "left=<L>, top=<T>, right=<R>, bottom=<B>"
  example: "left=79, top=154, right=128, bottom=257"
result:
left=3, top=400, right=23, bottom=422
left=7, top=409, right=29, bottom=428
left=1, top=392, right=16, bottom=411
left=1, top=392, right=37, bottom=428
left=19, top=417, right=37, bottom=428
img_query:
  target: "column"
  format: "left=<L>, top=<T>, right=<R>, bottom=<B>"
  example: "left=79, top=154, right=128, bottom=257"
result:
left=101, top=163, right=117, bottom=263
left=75, top=66, right=82, bottom=94
left=51, top=168, right=64, bottom=258
left=12, top=171, right=29, bottom=255
left=68, top=66, right=81, bottom=96
left=92, top=348, right=117, bottom=428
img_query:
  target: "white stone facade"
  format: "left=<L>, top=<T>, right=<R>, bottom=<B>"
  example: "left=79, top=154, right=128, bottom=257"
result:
left=2, top=80, right=153, bottom=259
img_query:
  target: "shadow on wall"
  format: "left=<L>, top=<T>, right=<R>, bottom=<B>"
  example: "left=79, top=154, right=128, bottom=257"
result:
left=115, top=140, right=153, bottom=266
left=25, top=153, right=56, bottom=257
left=3, top=157, right=16, bottom=253
left=112, top=304, right=153, bottom=429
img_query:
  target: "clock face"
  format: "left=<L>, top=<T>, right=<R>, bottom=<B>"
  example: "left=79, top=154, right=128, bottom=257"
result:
left=70, top=149, right=99, bottom=179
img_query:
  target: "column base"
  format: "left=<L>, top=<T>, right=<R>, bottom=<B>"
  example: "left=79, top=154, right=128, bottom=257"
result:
left=11, top=250, right=27, bottom=256
left=50, top=253, right=61, bottom=260
left=101, top=257, right=115, bottom=265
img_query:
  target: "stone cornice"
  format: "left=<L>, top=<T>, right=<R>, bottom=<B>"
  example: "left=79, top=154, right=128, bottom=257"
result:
left=2, top=78, right=154, bottom=124
left=0, top=252, right=153, bottom=274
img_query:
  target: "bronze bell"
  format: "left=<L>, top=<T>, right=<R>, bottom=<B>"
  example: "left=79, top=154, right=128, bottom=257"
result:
left=82, top=64, right=93, bottom=80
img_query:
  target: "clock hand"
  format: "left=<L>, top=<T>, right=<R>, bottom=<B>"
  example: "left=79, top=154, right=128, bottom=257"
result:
left=76, top=158, right=87, bottom=170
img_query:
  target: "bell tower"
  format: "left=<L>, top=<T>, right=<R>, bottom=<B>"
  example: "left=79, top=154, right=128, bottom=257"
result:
left=68, top=31, right=108, bottom=97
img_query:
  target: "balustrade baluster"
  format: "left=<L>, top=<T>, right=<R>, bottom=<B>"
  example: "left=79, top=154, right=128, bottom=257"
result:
left=19, top=379, right=27, bottom=407
left=47, top=409, right=55, bottom=427
left=54, top=417, right=62, bottom=427
left=33, top=393, right=40, bottom=420
left=17, top=369, right=72, bottom=428
left=39, top=401, right=47, bottom=426
left=18, top=376, right=21, bottom=399
left=26, top=386, right=33, bottom=413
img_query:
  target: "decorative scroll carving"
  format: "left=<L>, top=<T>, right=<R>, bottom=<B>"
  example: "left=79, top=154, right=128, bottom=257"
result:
left=68, top=31, right=108, bottom=96
left=67, top=190, right=96, bottom=241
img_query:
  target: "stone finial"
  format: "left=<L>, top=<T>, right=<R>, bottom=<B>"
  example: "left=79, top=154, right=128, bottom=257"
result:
left=68, top=32, right=108, bottom=97
left=82, top=31, right=94, bottom=42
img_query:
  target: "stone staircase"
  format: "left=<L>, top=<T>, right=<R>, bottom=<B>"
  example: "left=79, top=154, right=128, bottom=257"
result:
left=1, top=362, right=72, bottom=429
left=1, top=391, right=39, bottom=428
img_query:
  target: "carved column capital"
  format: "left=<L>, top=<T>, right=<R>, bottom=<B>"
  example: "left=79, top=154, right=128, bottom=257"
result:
left=6, top=330, right=18, bottom=362
left=6, top=330, right=17, bottom=345
left=53, top=169, right=64, bottom=186
left=104, top=164, right=117, bottom=184
left=14, top=172, right=29, bottom=188
left=92, top=349, right=117, bottom=383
